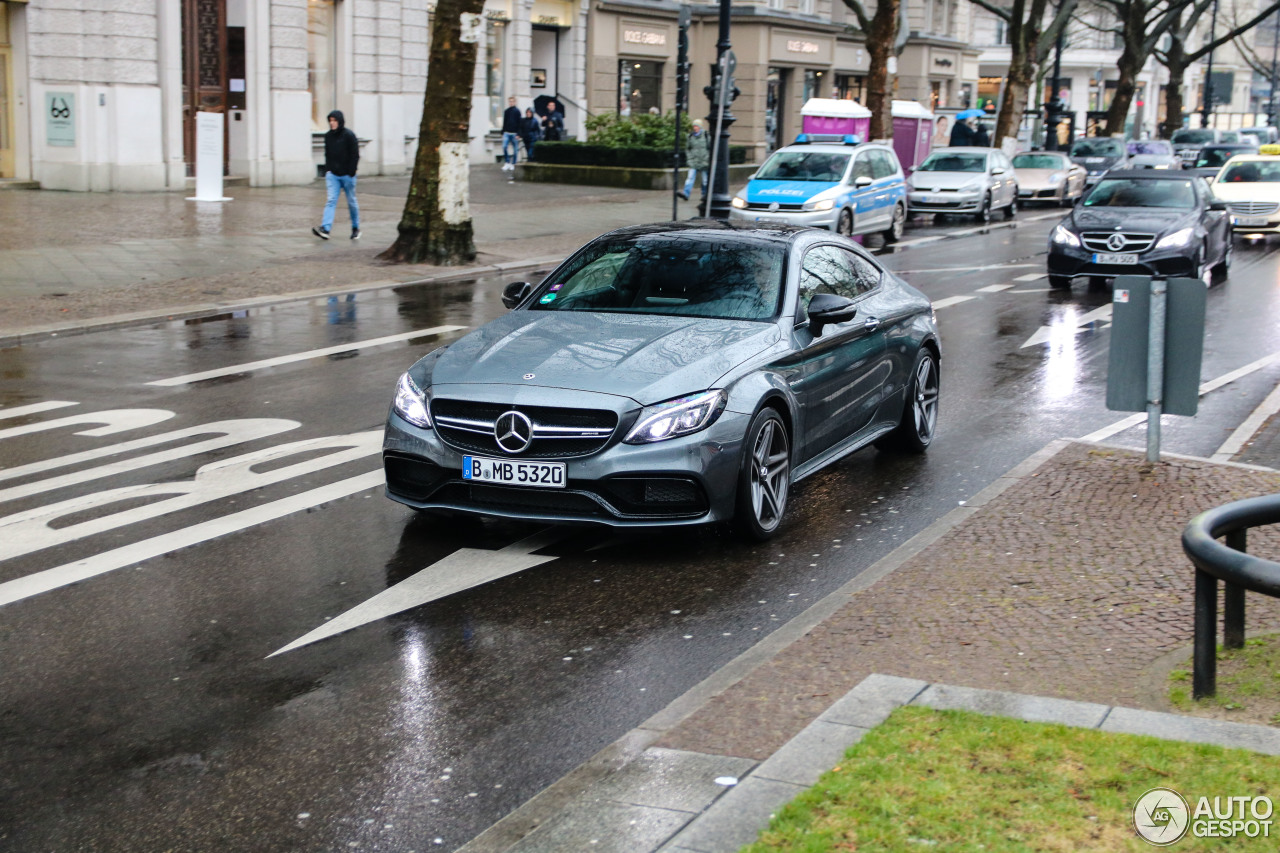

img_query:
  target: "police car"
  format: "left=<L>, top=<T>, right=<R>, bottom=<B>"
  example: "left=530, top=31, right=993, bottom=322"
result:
left=729, top=136, right=908, bottom=242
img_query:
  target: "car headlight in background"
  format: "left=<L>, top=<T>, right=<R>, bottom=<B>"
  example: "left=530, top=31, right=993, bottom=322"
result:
left=1051, top=225, right=1081, bottom=247
left=1155, top=227, right=1194, bottom=249
left=804, top=198, right=835, bottom=212
left=624, top=390, right=727, bottom=444
left=393, top=372, right=432, bottom=428
left=731, top=196, right=747, bottom=209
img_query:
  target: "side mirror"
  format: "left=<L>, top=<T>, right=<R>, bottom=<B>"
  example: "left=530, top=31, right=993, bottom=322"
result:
left=806, top=292, right=857, bottom=338
left=502, top=281, right=533, bottom=309
left=991, top=166, right=1006, bottom=175
left=1209, top=200, right=1228, bottom=211
left=853, top=175, right=873, bottom=188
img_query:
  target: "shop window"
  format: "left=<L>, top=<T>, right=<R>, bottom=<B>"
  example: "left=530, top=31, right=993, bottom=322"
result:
left=620, top=60, right=662, bottom=116
left=836, top=75, right=865, bottom=104
left=803, top=70, right=824, bottom=105
left=487, top=19, right=507, bottom=129
left=308, top=0, right=337, bottom=132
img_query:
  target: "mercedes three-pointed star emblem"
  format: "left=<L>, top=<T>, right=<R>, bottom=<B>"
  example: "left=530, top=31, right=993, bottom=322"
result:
left=1107, top=233, right=1127, bottom=251
left=494, top=410, right=534, bottom=454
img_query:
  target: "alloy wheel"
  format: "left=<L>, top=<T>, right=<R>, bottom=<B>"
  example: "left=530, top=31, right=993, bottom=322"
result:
left=911, top=355, right=939, bottom=445
left=749, top=417, right=790, bottom=533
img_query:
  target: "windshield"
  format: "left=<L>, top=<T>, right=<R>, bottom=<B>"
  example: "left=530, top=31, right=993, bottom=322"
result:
left=1070, top=139, right=1124, bottom=158
left=1196, top=148, right=1244, bottom=168
left=918, top=152, right=987, bottom=173
left=1221, top=131, right=1240, bottom=143
left=1240, top=128, right=1269, bottom=140
left=1083, top=178, right=1196, bottom=209
left=1012, top=154, right=1065, bottom=169
left=1127, top=141, right=1172, bottom=156
left=1172, top=129, right=1215, bottom=144
left=755, top=151, right=851, bottom=182
left=1220, top=161, right=1280, bottom=183
left=529, top=235, right=787, bottom=321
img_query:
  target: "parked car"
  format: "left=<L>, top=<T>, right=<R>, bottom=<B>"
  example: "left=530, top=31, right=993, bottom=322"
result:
left=1012, top=151, right=1087, bottom=206
left=1187, top=144, right=1259, bottom=180
left=1068, top=137, right=1131, bottom=185
left=729, top=137, right=907, bottom=243
left=906, top=147, right=1019, bottom=223
left=1171, top=128, right=1232, bottom=165
left=1208, top=154, right=1280, bottom=235
left=383, top=222, right=941, bottom=541
left=1239, top=126, right=1279, bottom=146
left=1126, top=139, right=1181, bottom=170
left=1047, top=171, right=1232, bottom=289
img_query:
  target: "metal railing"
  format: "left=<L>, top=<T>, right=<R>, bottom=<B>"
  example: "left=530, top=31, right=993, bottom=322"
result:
left=1181, top=494, right=1280, bottom=698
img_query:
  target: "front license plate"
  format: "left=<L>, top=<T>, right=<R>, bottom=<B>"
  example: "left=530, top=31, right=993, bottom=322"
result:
left=1234, top=216, right=1270, bottom=227
left=1092, top=252, right=1139, bottom=264
left=463, top=456, right=566, bottom=488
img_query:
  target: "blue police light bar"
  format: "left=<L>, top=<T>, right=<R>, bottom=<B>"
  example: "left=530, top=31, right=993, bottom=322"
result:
left=793, top=133, right=862, bottom=145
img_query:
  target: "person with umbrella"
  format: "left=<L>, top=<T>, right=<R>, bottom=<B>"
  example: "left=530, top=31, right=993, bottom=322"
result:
left=950, top=110, right=978, bottom=146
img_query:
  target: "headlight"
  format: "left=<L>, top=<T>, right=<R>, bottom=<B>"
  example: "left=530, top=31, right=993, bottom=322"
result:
left=393, top=372, right=432, bottom=428
left=1051, top=225, right=1081, bottom=247
left=805, top=198, right=835, bottom=212
left=731, top=196, right=747, bottom=209
left=962, top=180, right=985, bottom=192
left=1155, top=227, right=1194, bottom=249
left=624, top=390, right=727, bottom=444
left=1047, top=172, right=1063, bottom=185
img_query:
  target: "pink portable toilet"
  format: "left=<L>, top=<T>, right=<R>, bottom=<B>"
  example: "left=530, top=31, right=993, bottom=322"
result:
left=800, top=98, right=871, bottom=142
left=890, top=100, right=935, bottom=175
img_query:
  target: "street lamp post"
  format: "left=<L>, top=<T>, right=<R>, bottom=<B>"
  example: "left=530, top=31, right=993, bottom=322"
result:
left=1270, top=10, right=1279, bottom=128
left=1201, top=0, right=1220, bottom=128
left=1046, top=23, right=1066, bottom=150
left=701, top=0, right=736, bottom=220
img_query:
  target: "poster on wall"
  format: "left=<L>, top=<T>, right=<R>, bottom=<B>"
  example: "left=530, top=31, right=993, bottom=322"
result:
left=46, top=92, right=76, bottom=147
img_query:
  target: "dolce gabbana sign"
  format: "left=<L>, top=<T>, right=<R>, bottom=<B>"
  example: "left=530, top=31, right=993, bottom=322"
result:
left=770, top=30, right=832, bottom=64
left=619, top=20, right=673, bottom=57
left=787, top=39, right=820, bottom=54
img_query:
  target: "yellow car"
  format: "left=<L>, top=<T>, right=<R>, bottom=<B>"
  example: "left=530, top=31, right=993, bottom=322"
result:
left=1210, top=154, right=1280, bottom=234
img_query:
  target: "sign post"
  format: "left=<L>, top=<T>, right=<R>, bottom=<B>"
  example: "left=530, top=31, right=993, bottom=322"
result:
left=187, top=111, right=232, bottom=203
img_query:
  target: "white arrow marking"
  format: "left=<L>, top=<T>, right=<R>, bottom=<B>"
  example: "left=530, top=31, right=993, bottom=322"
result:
left=147, top=325, right=467, bottom=386
left=1020, top=304, right=1114, bottom=348
left=0, top=401, right=78, bottom=421
left=0, top=409, right=175, bottom=441
left=268, top=528, right=570, bottom=657
left=1014, top=272, right=1046, bottom=281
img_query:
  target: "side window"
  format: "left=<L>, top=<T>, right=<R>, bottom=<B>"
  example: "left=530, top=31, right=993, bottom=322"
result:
left=871, top=149, right=899, bottom=179
left=798, top=246, right=860, bottom=313
left=853, top=153, right=875, bottom=182
left=846, top=250, right=883, bottom=295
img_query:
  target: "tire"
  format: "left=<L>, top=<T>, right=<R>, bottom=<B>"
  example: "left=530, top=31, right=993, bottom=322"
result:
left=1088, top=276, right=1110, bottom=291
left=882, top=203, right=906, bottom=243
left=837, top=208, right=854, bottom=237
left=1005, top=194, right=1018, bottom=220
left=876, top=348, right=940, bottom=454
left=734, top=408, right=791, bottom=542
left=1195, top=247, right=1210, bottom=286
left=1048, top=274, right=1073, bottom=289
left=1059, top=188, right=1072, bottom=208
left=974, top=193, right=992, bottom=224
left=1212, top=235, right=1232, bottom=283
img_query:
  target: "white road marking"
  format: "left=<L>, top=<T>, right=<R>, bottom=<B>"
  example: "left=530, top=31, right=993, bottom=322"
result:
left=931, top=295, right=977, bottom=310
left=976, top=284, right=1015, bottom=293
left=0, top=401, right=78, bottom=420
left=147, top=325, right=467, bottom=386
left=0, top=431, right=381, bottom=562
left=897, top=263, right=1039, bottom=274
left=1081, top=351, right=1280, bottom=443
left=0, top=470, right=384, bottom=608
left=1014, top=272, right=1046, bottom=281
left=1020, top=304, right=1113, bottom=348
left=268, top=528, right=571, bottom=657
left=0, top=419, right=300, bottom=504
left=0, top=409, right=175, bottom=441
left=1213, top=380, right=1280, bottom=462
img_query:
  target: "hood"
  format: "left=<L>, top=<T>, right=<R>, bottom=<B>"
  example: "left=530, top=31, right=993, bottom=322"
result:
left=1071, top=154, right=1124, bottom=171
left=1013, top=168, right=1062, bottom=189
left=426, top=311, right=782, bottom=404
left=327, top=110, right=345, bottom=129
left=1069, top=205, right=1197, bottom=237
left=744, top=179, right=840, bottom=204
left=909, top=171, right=988, bottom=190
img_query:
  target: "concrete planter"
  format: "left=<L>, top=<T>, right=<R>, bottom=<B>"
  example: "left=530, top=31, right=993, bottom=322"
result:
left=516, top=162, right=759, bottom=191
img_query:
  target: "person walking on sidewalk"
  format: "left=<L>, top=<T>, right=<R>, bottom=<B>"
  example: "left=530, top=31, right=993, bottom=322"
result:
left=520, top=107, right=542, bottom=162
left=501, top=97, right=521, bottom=171
left=541, top=102, right=565, bottom=142
left=679, top=119, right=710, bottom=201
left=312, top=110, right=361, bottom=241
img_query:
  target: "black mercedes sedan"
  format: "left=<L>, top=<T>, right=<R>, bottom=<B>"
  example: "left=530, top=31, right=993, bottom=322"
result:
left=1046, top=171, right=1232, bottom=290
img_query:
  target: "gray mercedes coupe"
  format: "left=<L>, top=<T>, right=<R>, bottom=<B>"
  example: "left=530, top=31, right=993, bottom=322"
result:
left=383, top=222, right=940, bottom=540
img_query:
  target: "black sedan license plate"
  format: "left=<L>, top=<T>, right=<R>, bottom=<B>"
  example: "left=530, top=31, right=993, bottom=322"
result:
left=463, top=456, right=566, bottom=488
left=1092, top=252, right=1138, bottom=264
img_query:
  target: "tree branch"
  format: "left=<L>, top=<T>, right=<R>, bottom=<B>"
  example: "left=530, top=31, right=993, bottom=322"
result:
left=841, top=0, right=873, bottom=32
left=965, top=0, right=1013, bottom=22
left=1185, top=1, right=1280, bottom=63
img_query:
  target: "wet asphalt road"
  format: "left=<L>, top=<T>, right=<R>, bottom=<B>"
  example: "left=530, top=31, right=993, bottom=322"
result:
left=2, top=213, right=1280, bottom=852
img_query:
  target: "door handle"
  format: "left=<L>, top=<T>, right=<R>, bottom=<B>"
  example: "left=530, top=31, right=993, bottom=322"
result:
left=863, top=317, right=881, bottom=331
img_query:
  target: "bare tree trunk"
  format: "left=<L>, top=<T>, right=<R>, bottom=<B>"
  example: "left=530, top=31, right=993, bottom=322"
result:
left=379, top=0, right=484, bottom=265
left=993, top=0, right=1031, bottom=147
left=865, top=0, right=898, bottom=140
left=1105, top=19, right=1146, bottom=138
left=1161, top=41, right=1189, bottom=139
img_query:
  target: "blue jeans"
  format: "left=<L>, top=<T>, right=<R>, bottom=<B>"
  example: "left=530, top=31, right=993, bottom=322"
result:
left=683, top=168, right=708, bottom=197
left=502, top=132, right=519, bottom=165
left=323, top=173, right=360, bottom=232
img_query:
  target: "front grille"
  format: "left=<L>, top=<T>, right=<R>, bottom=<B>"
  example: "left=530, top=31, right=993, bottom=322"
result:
left=743, top=202, right=805, bottom=211
left=1228, top=201, right=1280, bottom=215
left=1081, top=232, right=1156, bottom=253
left=1178, top=149, right=1198, bottom=161
left=430, top=399, right=617, bottom=459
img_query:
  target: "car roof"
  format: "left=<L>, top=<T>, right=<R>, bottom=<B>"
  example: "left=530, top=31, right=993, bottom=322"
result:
left=1203, top=143, right=1255, bottom=150
left=931, top=147, right=993, bottom=153
left=776, top=141, right=891, bottom=154
left=594, top=221, right=815, bottom=246
left=1215, top=154, right=1278, bottom=163
left=1094, top=170, right=1200, bottom=180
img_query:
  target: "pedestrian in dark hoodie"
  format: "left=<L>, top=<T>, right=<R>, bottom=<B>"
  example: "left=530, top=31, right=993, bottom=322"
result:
left=313, top=110, right=361, bottom=240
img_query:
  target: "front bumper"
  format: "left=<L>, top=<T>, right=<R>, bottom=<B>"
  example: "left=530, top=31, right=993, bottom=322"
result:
left=1047, top=241, right=1201, bottom=280
left=1019, top=185, right=1063, bottom=200
left=382, top=408, right=751, bottom=528
left=728, top=206, right=838, bottom=230
left=1229, top=213, right=1280, bottom=234
left=906, top=190, right=984, bottom=214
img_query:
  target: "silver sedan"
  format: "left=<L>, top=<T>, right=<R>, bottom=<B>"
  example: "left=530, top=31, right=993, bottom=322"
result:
left=907, top=147, right=1020, bottom=223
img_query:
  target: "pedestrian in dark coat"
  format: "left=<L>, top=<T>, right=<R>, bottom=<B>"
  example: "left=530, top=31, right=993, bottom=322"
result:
left=520, top=108, right=542, bottom=161
left=971, top=119, right=992, bottom=147
left=949, top=118, right=974, bottom=147
left=542, top=102, right=565, bottom=142
left=313, top=110, right=361, bottom=240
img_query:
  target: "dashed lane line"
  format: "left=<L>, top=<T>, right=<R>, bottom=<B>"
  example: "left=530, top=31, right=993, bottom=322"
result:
left=931, top=295, right=977, bottom=310
left=976, top=284, right=1015, bottom=293
left=147, top=325, right=467, bottom=387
